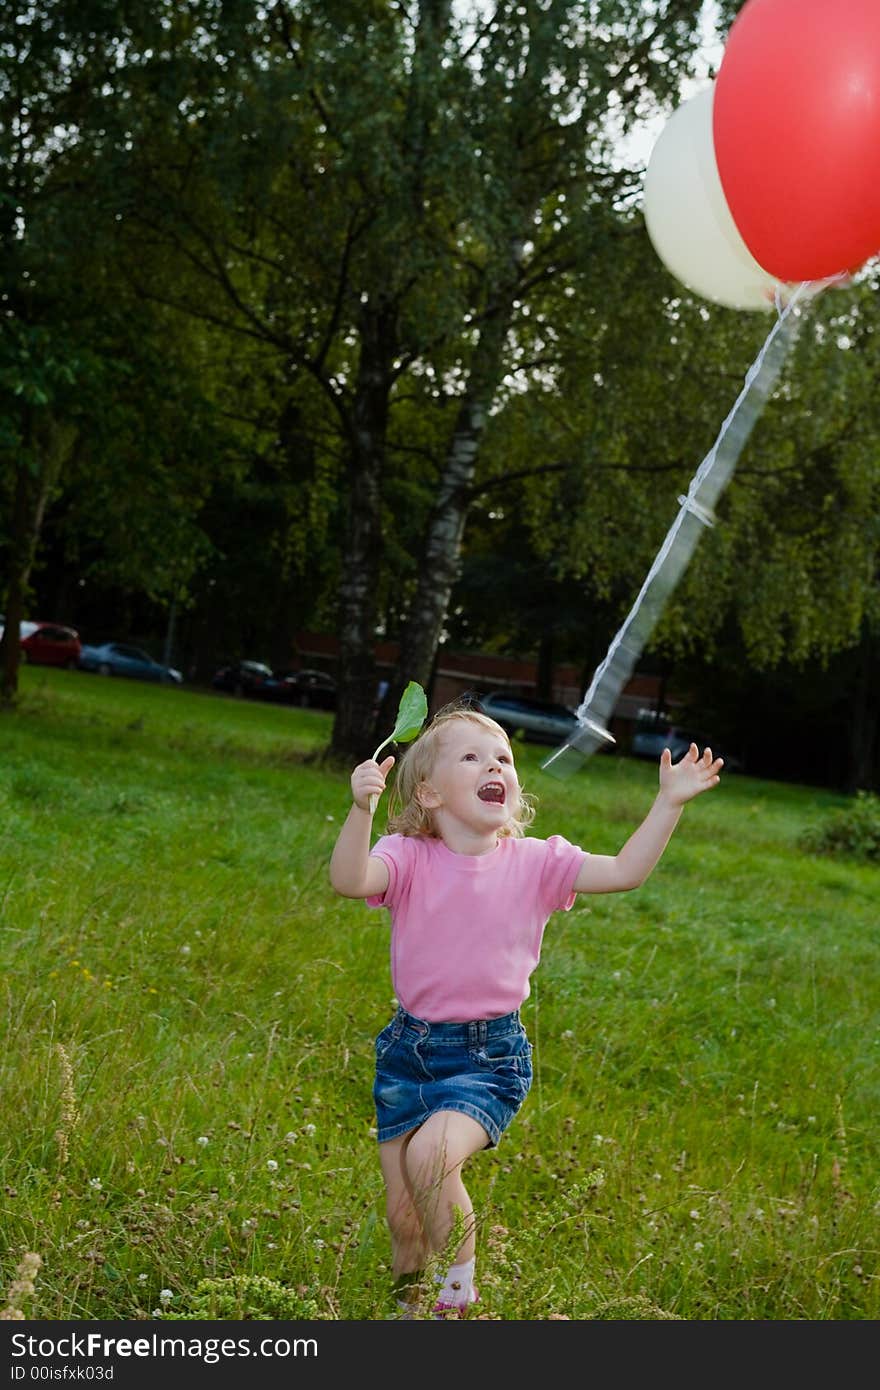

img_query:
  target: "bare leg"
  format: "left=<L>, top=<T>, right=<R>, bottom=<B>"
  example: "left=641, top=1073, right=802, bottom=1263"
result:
left=404, top=1110, right=488, bottom=1265
left=378, top=1132, right=429, bottom=1279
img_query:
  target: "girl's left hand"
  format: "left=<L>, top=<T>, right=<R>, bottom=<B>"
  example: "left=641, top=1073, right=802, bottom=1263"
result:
left=659, top=743, right=723, bottom=805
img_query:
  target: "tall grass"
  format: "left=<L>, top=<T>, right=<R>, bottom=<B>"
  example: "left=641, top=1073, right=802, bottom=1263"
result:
left=1, top=667, right=878, bottom=1320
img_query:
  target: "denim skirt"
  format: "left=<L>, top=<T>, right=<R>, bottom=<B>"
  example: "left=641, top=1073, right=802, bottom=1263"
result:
left=373, top=1006, right=533, bottom=1147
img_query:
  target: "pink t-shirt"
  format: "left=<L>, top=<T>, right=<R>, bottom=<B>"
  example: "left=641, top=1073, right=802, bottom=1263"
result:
left=366, top=832, right=587, bottom=1023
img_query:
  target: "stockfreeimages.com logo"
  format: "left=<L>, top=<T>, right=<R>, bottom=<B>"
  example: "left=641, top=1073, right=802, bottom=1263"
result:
left=11, top=1330, right=317, bottom=1368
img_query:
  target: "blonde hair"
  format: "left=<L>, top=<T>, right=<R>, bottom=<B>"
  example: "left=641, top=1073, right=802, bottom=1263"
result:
left=385, top=702, right=536, bottom=839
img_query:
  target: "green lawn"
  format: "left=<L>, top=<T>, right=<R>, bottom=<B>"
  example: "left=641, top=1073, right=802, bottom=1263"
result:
left=1, top=666, right=877, bottom=1320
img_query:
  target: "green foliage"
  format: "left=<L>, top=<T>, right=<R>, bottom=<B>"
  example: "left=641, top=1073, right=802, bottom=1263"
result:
left=800, top=791, right=880, bottom=864
left=0, top=0, right=232, bottom=621
left=472, top=247, right=880, bottom=678
left=161, top=1275, right=319, bottom=1321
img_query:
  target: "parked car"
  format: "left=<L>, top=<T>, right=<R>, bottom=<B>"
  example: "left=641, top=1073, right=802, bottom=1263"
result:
left=630, top=718, right=696, bottom=763
left=19, top=621, right=83, bottom=670
left=0, top=618, right=82, bottom=670
left=211, top=661, right=338, bottom=709
left=477, top=691, right=580, bottom=745
left=211, top=660, right=276, bottom=697
left=270, top=668, right=338, bottom=709
left=78, top=641, right=183, bottom=684
left=630, top=711, right=738, bottom=767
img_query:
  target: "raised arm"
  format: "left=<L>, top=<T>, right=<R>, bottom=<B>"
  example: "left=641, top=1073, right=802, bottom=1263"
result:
left=573, top=744, right=723, bottom=895
left=328, top=756, right=394, bottom=899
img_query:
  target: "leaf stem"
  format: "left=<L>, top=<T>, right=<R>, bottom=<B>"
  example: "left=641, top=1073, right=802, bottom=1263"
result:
left=372, top=734, right=392, bottom=763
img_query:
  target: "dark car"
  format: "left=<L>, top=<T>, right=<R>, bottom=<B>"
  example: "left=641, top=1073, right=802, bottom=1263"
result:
left=79, top=641, right=183, bottom=684
left=270, top=668, right=337, bottom=710
left=630, top=710, right=739, bottom=769
left=477, top=691, right=580, bottom=745
left=16, top=621, right=82, bottom=670
left=211, top=660, right=276, bottom=697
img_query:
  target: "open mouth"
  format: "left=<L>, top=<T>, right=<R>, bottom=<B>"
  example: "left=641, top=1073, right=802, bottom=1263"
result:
left=477, top=781, right=505, bottom=804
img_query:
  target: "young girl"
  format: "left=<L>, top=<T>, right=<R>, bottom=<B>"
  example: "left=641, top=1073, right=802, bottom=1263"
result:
left=329, top=701, right=723, bottom=1318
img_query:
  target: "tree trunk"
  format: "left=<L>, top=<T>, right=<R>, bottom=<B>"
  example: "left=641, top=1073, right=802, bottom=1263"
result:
left=0, top=411, right=72, bottom=704
left=383, top=303, right=511, bottom=727
left=329, top=305, right=396, bottom=763
left=535, top=632, right=554, bottom=700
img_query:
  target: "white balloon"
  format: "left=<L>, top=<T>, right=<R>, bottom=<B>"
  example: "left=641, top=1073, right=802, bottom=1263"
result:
left=643, top=84, right=782, bottom=311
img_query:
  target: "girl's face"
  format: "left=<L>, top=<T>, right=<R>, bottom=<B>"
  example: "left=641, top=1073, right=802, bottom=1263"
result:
left=417, top=718, right=520, bottom=843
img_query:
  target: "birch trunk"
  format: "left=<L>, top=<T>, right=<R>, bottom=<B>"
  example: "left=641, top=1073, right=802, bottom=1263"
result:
left=384, top=303, right=511, bottom=725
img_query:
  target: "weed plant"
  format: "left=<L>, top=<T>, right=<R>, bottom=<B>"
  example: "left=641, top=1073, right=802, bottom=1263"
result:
left=1, top=668, right=878, bottom=1320
left=800, top=791, right=880, bottom=865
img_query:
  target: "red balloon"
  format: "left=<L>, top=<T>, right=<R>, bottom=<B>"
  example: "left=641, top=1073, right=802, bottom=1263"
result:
left=713, top=0, right=880, bottom=281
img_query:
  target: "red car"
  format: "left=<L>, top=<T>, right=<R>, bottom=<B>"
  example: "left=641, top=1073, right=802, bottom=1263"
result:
left=19, top=621, right=83, bottom=670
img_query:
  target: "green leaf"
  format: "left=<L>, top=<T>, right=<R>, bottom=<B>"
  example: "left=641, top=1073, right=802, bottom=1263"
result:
left=372, top=681, right=428, bottom=762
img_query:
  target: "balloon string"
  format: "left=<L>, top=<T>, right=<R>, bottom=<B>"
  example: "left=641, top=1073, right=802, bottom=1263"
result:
left=553, top=280, right=815, bottom=763
left=649, top=279, right=810, bottom=534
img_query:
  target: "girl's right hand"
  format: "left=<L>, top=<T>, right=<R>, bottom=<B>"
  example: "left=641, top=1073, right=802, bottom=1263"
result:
left=351, top=756, right=395, bottom=812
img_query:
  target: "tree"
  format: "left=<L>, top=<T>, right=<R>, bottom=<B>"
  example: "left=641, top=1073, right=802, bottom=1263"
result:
left=357, top=1, right=726, bottom=745
left=16, top=0, right=875, bottom=790
left=0, top=2, right=105, bottom=699
left=0, top=2, right=221, bottom=698
left=93, top=0, right=714, bottom=757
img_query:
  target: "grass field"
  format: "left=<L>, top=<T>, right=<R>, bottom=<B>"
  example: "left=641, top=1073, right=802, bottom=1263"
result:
left=1, top=666, right=878, bottom=1321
